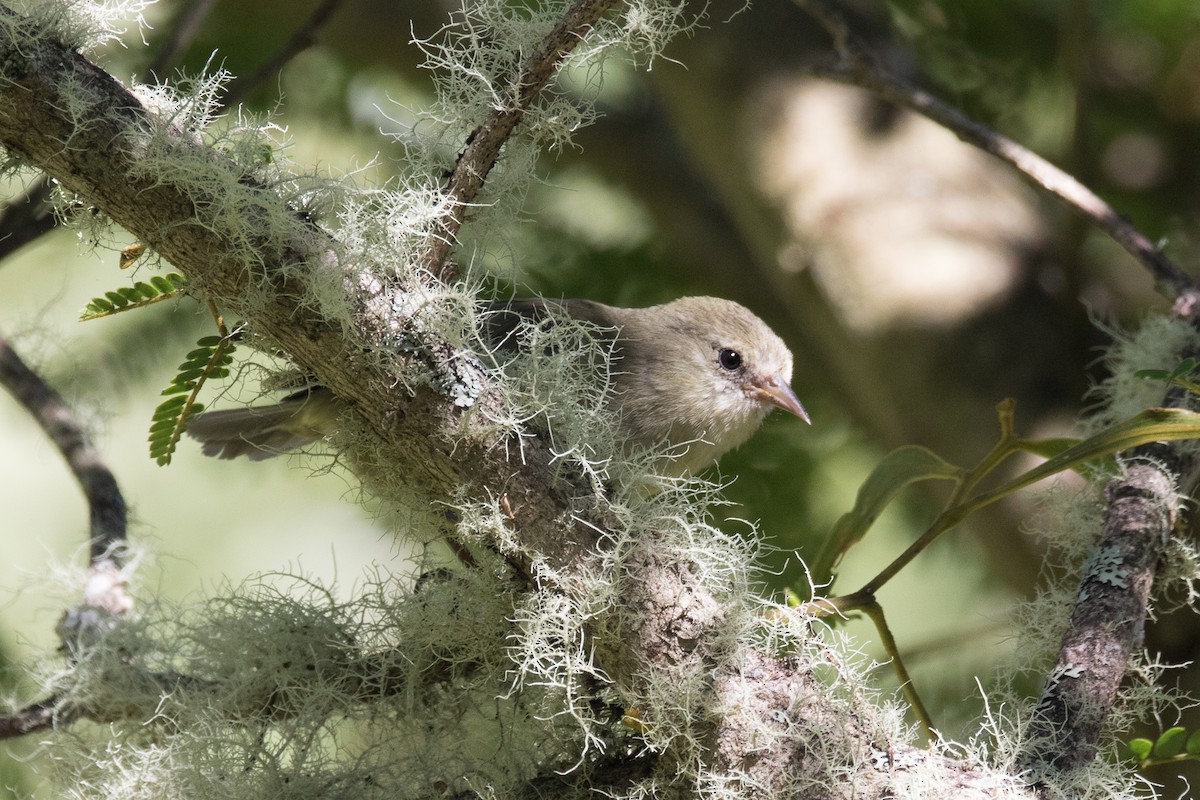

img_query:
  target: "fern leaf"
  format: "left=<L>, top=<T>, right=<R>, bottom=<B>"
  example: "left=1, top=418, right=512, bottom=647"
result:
left=81, top=273, right=187, bottom=320
left=149, top=334, right=235, bottom=466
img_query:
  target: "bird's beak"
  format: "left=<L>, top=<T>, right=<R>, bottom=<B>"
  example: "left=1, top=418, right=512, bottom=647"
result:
left=745, top=375, right=811, bottom=424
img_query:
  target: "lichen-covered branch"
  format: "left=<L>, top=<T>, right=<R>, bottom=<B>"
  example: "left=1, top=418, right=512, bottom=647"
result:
left=1022, top=320, right=1200, bottom=777
left=0, top=4, right=1043, bottom=797
left=421, top=0, right=620, bottom=278
left=0, top=695, right=60, bottom=738
left=1023, top=457, right=1183, bottom=776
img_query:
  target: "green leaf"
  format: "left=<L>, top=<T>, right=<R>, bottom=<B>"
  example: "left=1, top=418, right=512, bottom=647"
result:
left=1134, top=369, right=1171, bottom=381
left=1125, top=737, right=1153, bottom=763
left=104, top=290, right=131, bottom=307
left=1015, top=437, right=1079, bottom=460
left=813, top=446, right=961, bottom=584
left=149, top=334, right=235, bottom=466
left=1171, top=357, right=1198, bottom=378
left=1017, top=436, right=1115, bottom=481
left=1153, top=726, right=1188, bottom=759
left=968, top=409, right=1200, bottom=514
left=1185, top=729, right=1200, bottom=756
left=80, top=272, right=188, bottom=321
left=172, top=368, right=206, bottom=383
left=152, top=403, right=189, bottom=421
left=148, top=418, right=181, bottom=435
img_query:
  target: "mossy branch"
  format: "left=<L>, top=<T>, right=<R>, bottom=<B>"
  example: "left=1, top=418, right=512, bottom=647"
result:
left=421, top=0, right=620, bottom=279
left=0, top=3, right=1076, bottom=797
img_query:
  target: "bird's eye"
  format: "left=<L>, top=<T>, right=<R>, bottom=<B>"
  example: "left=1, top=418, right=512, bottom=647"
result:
left=717, top=348, right=743, bottom=371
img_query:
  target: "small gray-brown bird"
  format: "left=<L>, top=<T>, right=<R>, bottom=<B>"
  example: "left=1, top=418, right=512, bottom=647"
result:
left=186, top=296, right=809, bottom=475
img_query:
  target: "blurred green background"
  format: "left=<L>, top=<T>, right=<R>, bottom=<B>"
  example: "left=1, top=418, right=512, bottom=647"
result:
left=3, top=0, right=1200, bottom=794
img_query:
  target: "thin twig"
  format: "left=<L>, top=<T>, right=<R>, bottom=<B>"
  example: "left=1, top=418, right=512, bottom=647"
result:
left=0, top=695, right=64, bottom=739
left=222, top=0, right=347, bottom=109
left=145, top=0, right=219, bottom=78
left=422, top=0, right=619, bottom=279
left=861, top=601, right=934, bottom=741
left=792, top=0, right=1196, bottom=299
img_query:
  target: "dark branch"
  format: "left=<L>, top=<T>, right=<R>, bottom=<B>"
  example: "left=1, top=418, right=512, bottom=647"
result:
left=0, top=174, right=55, bottom=263
left=792, top=0, right=1197, bottom=299
left=0, top=337, right=126, bottom=569
left=145, top=0, right=219, bottom=78
left=422, top=0, right=619, bottom=278
left=221, top=0, right=347, bottom=109
left=0, top=338, right=132, bottom=740
left=0, top=695, right=65, bottom=739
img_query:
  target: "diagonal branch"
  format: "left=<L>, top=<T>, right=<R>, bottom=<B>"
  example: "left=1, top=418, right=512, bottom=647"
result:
left=0, top=337, right=127, bottom=578
left=792, top=0, right=1197, bottom=300
left=221, top=0, right=348, bottom=109
left=421, top=0, right=619, bottom=278
left=0, top=175, right=55, bottom=263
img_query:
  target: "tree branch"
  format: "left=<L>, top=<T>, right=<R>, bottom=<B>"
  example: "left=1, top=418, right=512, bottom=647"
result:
left=0, top=174, right=54, bottom=263
left=0, top=695, right=62, bottom=738
left=0, top=4, right=1043, bottom=796
left=1022, top=353, right=1200, bottom=776
left=792, top=0, right=1197, bottom=301
left=422, top=0, right=619, bottom=278
left=144, top=0, right=219, bottom=78
left=1024, top=458, right=1182, bottom=775
left=791, top=0, right=1200, bottom=784
left=0, top=336, right=128, bottom=594
left=0, top=335, right=132, bottom=737
left=220, top=0, right=347, bottom=109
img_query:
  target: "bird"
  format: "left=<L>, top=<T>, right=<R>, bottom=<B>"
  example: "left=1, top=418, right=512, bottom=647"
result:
left=186, top=296, right=809, bottom=476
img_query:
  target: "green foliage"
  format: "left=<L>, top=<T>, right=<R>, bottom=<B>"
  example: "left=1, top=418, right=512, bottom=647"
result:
left=149, top=334, right=236, bottom=466
left=808, top=404, right=1200, bottom=596
left=813, top=445, right=961, bottom=583
left=1135, top=357, right=1200, bottom=397
left=804, top=404, right=1200, bottom=740
left=1124, top=726, right=1200, bottom=769
left=79, top=272, right=187, bottom=320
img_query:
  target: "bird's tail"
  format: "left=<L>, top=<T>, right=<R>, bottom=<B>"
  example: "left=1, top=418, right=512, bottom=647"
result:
left=186, top=390, right=337, bottom=460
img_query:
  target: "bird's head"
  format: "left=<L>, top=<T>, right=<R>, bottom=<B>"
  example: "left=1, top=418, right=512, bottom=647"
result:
left=615, top=296, right=809, bottom=474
